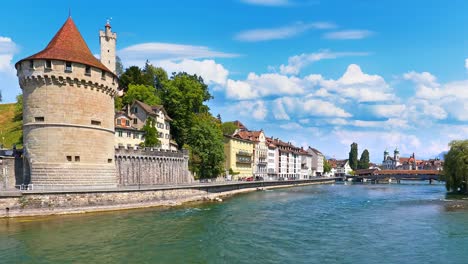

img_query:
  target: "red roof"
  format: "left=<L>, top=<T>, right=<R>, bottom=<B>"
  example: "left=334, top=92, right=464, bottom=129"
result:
left=16, top=17, right=114, bottom=75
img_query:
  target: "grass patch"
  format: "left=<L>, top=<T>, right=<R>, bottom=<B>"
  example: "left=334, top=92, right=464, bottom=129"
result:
left=0, top=103, right=22, bottom=148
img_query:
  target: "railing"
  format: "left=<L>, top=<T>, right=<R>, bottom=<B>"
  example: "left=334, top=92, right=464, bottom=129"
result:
left=237, top=151, right=252, bottom=157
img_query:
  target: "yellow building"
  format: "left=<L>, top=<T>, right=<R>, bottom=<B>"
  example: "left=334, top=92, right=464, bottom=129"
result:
left=224, top=135, right=254, bottom=180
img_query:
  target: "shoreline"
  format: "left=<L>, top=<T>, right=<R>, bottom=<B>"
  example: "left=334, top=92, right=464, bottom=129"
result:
left=0, top=178, right=336, bottom=218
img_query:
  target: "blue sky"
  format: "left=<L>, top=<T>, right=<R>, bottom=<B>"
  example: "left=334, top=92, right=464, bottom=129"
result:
left=1, top=0, right=467, bottom=162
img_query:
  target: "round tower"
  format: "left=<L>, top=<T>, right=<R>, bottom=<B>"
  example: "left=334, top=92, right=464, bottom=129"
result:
left=394, top=148, right=400, bottom=161
left=15, top=17, right=118, bottom=190
left=383, top=149, right=389, bottom=161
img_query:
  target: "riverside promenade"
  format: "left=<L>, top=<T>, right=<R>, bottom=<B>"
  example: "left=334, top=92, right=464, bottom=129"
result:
left=0, top=178, right=337, bottom=218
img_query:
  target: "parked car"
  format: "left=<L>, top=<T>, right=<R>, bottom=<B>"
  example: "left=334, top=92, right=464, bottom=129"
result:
left=246, top=177, right=254, bottom=181
left=255, top=176, right=264, bottom=181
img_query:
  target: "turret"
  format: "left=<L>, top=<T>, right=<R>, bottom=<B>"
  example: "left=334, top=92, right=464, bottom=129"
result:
left=383, top=149, right=389, bottom=161
left=394, top=148, right=400, bottom=161
left=99, top=20, right=117, bottom=74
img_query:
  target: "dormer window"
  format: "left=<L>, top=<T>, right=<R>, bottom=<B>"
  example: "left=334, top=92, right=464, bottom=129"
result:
left=29, top=60, right=34, bottom=69
left=45, top=60, right=52, bottom=69
left=101, top=70, right=106, bottom=80
left=85, top=66, right=91, bottom=76
left=65, top=61, right=72, bottom=72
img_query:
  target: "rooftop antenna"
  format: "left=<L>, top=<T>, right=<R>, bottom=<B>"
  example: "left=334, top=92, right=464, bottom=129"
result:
left=68, top=8, right=71, bottom=17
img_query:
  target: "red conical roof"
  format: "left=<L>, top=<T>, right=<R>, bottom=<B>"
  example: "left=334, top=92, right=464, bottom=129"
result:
left=16, top=17, right=114, bottom=75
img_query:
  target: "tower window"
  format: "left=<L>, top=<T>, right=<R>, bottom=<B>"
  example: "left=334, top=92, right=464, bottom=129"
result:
left=101, top=70, right=106, bottom=80
left=75, top=156, right=80, bottom=162
left=35, top=116, right=45, bottom=122
left=85, top=66, right=91, bottom=76
left=108, top=159, right=113, bottom=163
left=45, top=60, right=52, bottom=69
left=29, top=60, right=34, bottom=69
left=66, top=156, right=72, bottom=162
left=91, top=120, right=101, bottom=126
left=65, top=61, right=72, bottom=72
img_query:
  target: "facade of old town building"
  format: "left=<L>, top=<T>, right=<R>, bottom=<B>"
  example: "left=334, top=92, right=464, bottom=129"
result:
left=382, top=148, right=443, bottom=171
left=223, top=134, right=254, bottom=180
left=15, top=17, right=119, bottom=189
left=234, top=130, right=268, bottom=179
left=125, top=100, right=173, bottom=150
left=308, top=147, right=325, bottom=177
left=114, top=111, right=146, bottom=148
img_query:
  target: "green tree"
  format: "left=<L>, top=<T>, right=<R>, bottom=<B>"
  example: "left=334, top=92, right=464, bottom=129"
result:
left=142, top=117, right=160, bottom=147
left=122, top=84, right=161, bottom=106
left=221, top=121, right=238, bottom=135
left=186, top=113, right=225, bottom=179
left=349, top=142, right=358, bottom=170
left=143, top=62, right=168, bottom=90
left=14, top=94, right=23, bottom=122
left=444, top=140, right=468, bottom=193
left=323, top=158, right=332, bottom=173
left=119, top=66, right=146, bottom=91
left=115, top=56, right=124, bottom=77
left=161, top=72, right=212, bottom=148
left=358, top=149, right=370, bottom=169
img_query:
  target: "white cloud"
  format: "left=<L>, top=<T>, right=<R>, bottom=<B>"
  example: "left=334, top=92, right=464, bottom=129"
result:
left=235, top=22, right=335, bottom=42
left=324, top=30, right=374, bottom=40
left=279, top=50, right=369, bottom=75
left=240, top=0, right=291, bottom=6
left=280, top=122, right=303, bottom=130
left=321, top=64, right=396, bottom=102
left=279, top=97, right=352, bottom=118
left=226, top=73, right=304, bottom=100
left=0, top=36, right=21, bottom=102
left=369, top=104, right=406, bottom=118
left=230, top=100, right=268, bottom=120
left=118, top=42, right=239, bottom=66
left=465, top=58, right=468, bottom=70
left=273, top=99, right=290, bottom=120
left=157, top=59, right=229, bottom=86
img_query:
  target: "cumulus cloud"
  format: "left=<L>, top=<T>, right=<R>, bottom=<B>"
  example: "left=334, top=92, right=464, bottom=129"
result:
left=230, top=100, right=268, bottom=120
left=226, top=72, right=305, bottom=100
left=279, top=50, right=370, bottom=75
left=118, top=42, right=239, bottom=66
left=280, top=122, right=303, bottom=130
left=324, top=30, right=374, bottom=40
left=278, top=97, right=352, bottom=118
left=0, top=36, right=21, bottom=102
left=320, top=64, right=396, bottom=102
left=157, top=59, right=229, bottom=86
left=235, top=22, right=335, bottom=42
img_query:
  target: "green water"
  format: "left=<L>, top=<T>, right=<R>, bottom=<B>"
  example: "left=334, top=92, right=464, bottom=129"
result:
left=1, top=183, right=468, bottom=264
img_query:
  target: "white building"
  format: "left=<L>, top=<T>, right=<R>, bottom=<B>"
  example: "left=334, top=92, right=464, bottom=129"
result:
left=300, top=149, right=313, bottom=179
left=307, top=147, right=324, bottom=177
left=335, top=159, right=352, bottom=176
left=114, top=111, right=145, bottom=148
left=124, top=100, right=173, bottom=150
left=266, top=137, right=279, bottom=181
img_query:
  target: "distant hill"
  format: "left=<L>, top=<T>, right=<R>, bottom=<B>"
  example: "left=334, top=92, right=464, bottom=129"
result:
left=0, top=103, right=22, bottom=148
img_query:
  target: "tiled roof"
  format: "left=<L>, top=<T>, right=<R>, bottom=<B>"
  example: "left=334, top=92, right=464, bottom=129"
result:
left=16, top=17, right=114, bottom=76
left=235, top=130, right=263, bottom=142
left=133, top=100, right=172, bottom=121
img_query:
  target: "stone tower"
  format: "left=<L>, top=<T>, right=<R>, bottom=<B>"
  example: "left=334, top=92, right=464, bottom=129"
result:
left=99, top=20, right=117, bottom=74
left=15, top=17, right=119, bottom=190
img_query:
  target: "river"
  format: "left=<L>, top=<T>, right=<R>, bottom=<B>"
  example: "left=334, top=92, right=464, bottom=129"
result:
left=1, top=182, right=467, bottom=263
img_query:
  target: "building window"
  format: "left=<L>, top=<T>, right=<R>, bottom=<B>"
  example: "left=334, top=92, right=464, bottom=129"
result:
left=108, top=159, right=113, bottom=163
left=101, top=70, right=106, bottom=80
left=159, top=132, right=163, bottom=138
left=65, top=61, right=72, bottom=72
left=35, top=116, right=45, bottom=122
left=118, top=131, right=123, bottom=137
left=125, top=120, right=130, bottom=126
left=45, top=60, right=52, bottom=69
left=165, top=134, right=169, bottom=139
left=166, top=124, right=170, bottom=130
left=66, top=156, right=72, bottom=162
left=133, top=118, right=138, bottom=124
left=85, top=65, right=91, bottom=76
left=127, top=132, right=131, bottom=137
left=91, top=120, right=101, bottom=126
left=133, top=107, right=138, bottom=114
left=75, top=156, right=80, bottom=162
left=29, top=60, right=34, bottom=69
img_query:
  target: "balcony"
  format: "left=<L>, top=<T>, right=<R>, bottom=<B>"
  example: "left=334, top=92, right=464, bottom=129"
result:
left=257, top=161, right=268, bottom=166
left=237, top=150, right=252, bottom=157
left=236, top=159, right=252, bottom=164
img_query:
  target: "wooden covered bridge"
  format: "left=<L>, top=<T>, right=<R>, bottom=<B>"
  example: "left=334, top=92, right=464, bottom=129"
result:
left=351, top=169, right=442, bottom=183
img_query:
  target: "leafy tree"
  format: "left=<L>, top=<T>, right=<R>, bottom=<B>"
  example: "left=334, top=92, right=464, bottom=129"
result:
left=122, top=84, right=161, bottom=106
left=114, top=96, right=123, bottom=110
left=444, top=140, right=468, bottom=193
left=358, top=149, right=370, bottom=169
left=115, top=56, right=124, bottom=77
left=14, top=94, right=23, bottom=122
left=323, top=157, right=332, bottom=173
left=119, top=66, right=146, bottom=91
left=221, top=121, right=238, bottom=135
left=349, top=142, right=358, bottom=170
left=186, top=113, right=225, bottom=179
left=142, top=117, right=160, bottom=147
left=143, top=62, right=168, bottom=90
left=161, top=72, right=212, bottom=148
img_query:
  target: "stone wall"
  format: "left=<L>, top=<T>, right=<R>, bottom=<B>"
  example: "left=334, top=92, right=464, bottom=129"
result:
left=115, top=147, right=192, bottom=186
left=0, top=178, right=336, bottom=218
